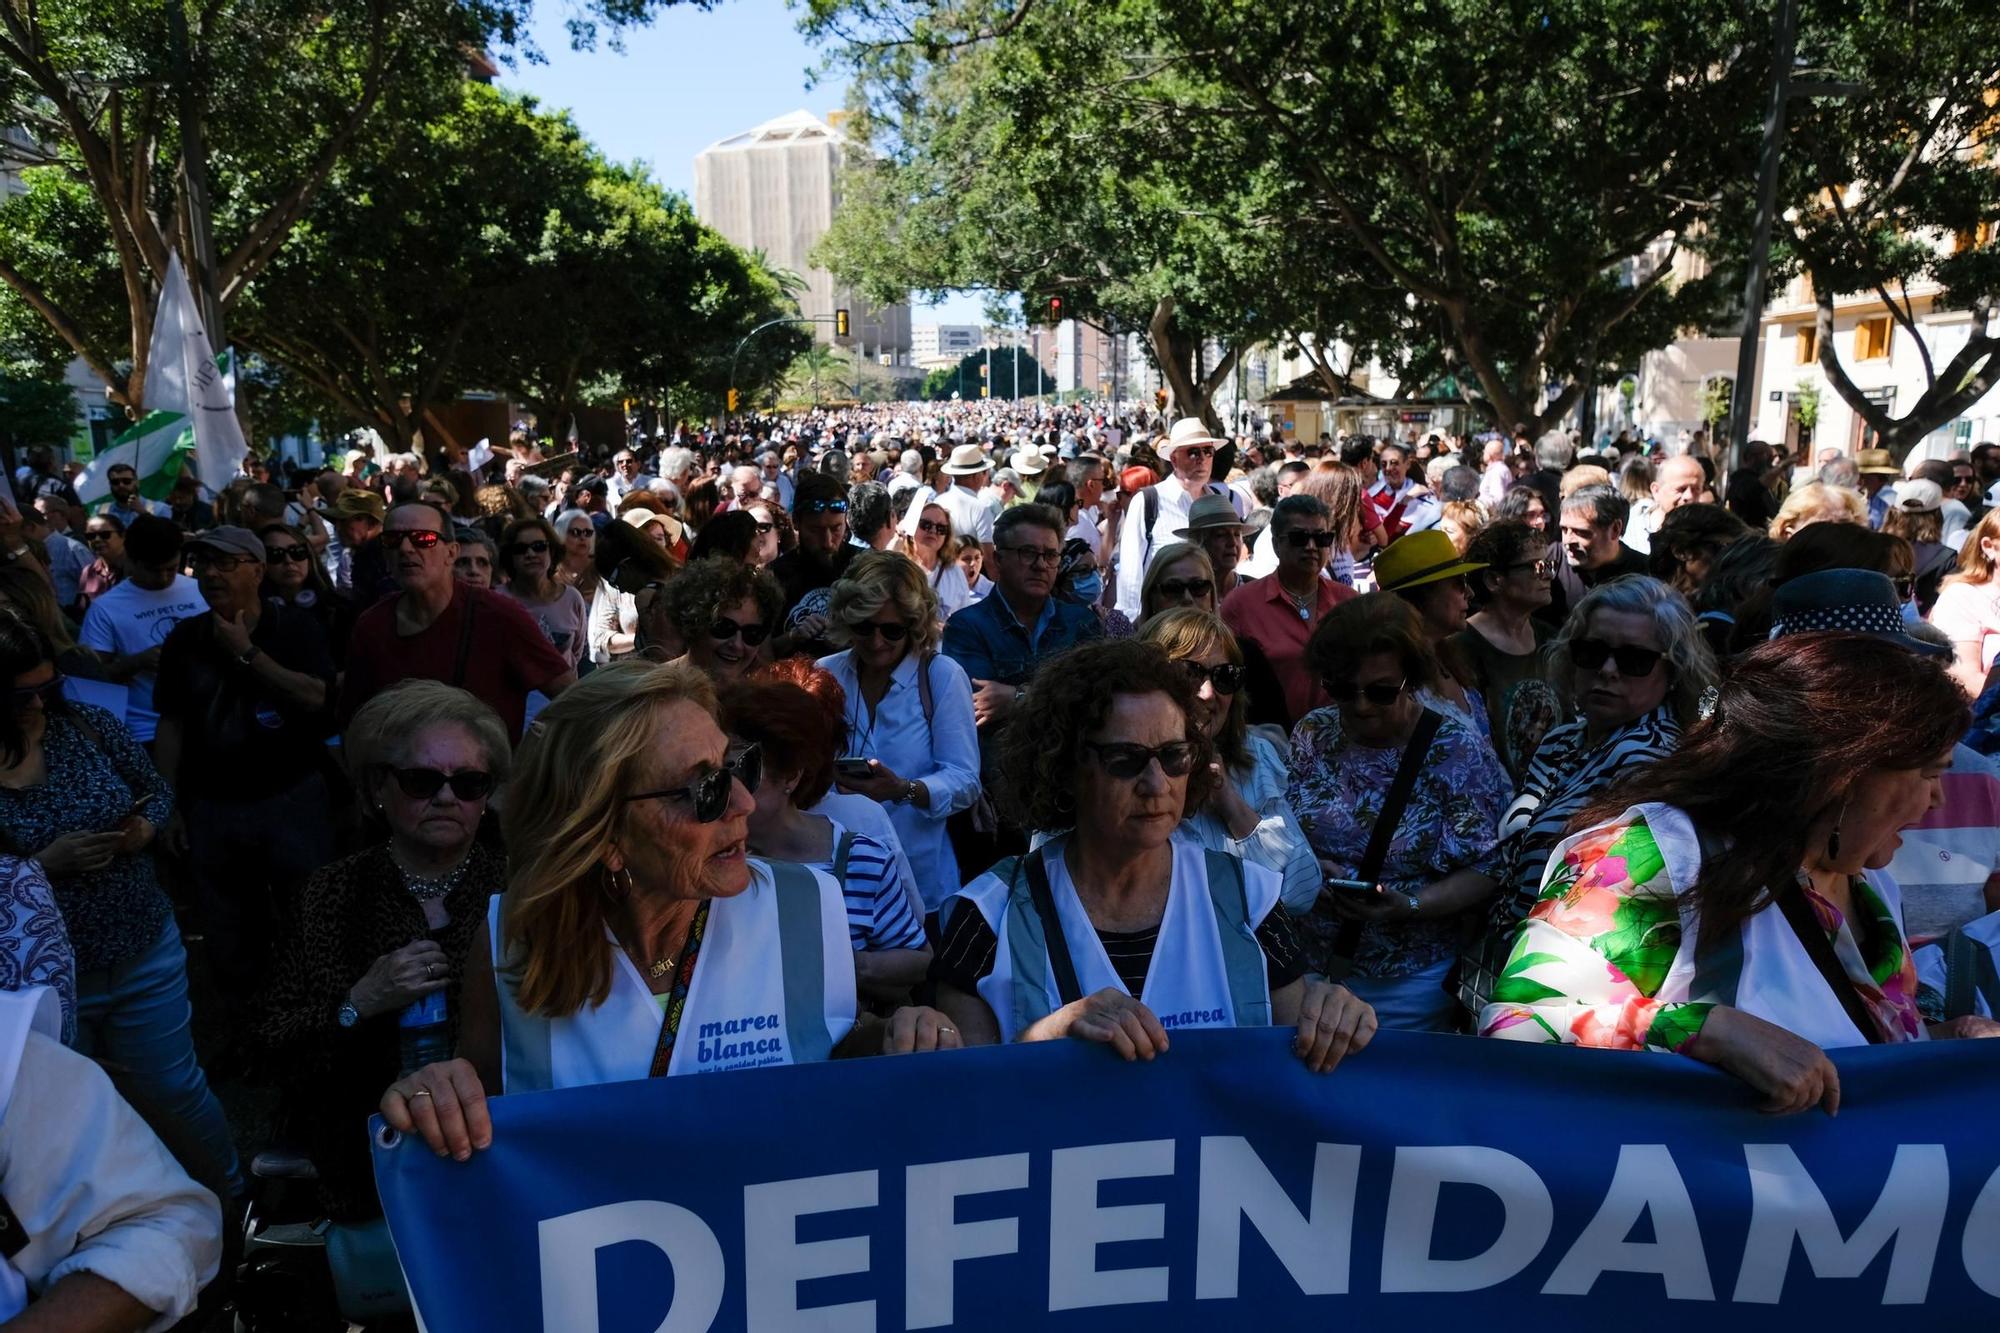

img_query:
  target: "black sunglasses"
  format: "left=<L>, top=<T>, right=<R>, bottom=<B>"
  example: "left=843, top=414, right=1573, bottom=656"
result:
left=850, top=620, right=910, bottom=643
left=1326, top=677, right=1407, bottom=706
left=389, top=767, right=495, bottom=802
left=1180, top=660, right=1243, bottom=695
left=84, top=530, right=118, bottom=544
left=626, top=744, right=762, bottom=823
left=265, top=544, right=311, bottom=564
left=709, top=617, right=772, bottom=646
left=1156, top=577, right=1213, bottom=601
left=381, top=529, right=444, bottom=550
left=1082, top=740, right=1197, bottom=780
left=752, top=521, right=775, bottom=536
left=800, top=499, right=848, bottom=514
left=916, top=519, right=950, bottom=538
left=1568, top=637, right=1663, bottom=677
left=508, top=539, right=550, bottom=556
left=1284, top=530, right=1338, bottom=549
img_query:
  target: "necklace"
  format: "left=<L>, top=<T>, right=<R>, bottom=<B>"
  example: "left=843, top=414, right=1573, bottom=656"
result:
left=646, top=954, right=679, bottom=980
left=1280, top=582, right=1315, bottom=621
left=395, top=855, right=470, bottom=903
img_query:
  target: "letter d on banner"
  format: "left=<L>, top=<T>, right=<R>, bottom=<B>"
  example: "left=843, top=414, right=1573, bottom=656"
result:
left=1381, top=1146, right=1554, bottom=1293
left=538, top=1201, right=724, bottom=1332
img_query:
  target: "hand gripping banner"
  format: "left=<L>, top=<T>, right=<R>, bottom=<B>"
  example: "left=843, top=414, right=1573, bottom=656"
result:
left=373, top=1029, right=2000, bottom=1330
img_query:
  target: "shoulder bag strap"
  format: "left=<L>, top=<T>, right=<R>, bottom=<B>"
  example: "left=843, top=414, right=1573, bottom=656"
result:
left=1329, top=708, right=1445, bottom=975
left=916, top=650, right=936, bottom=732
left=1021, top=848, right=1085, bottom=1007
left=1771, top=877, right=1888, bottom=1045
left=1945, top=926, right=1977, bottom=1021
left=449, top=588, right=480, bottom=689
left=832, top=828, right=855, bottom=887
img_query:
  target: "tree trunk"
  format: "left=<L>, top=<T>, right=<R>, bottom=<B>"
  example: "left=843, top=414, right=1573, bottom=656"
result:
left=1145, top=296, right=1227, bottom=434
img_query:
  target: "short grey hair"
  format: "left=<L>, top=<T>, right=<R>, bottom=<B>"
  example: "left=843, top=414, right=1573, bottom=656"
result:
left=345, top=679, right=511, bottom=786
left=1535, top=431, right=1577, bottom=471
left=1440, top=466, right=1481, bottom=503
left=1562, top=482, right=1629, bottom=530
left=1818, top=457, right=1860, bottom=489
left=899, top=449, right=924, bottom=475
left=657, top=446, right=696, bottom=480
left=1546, top=574, right=1717, bottom=726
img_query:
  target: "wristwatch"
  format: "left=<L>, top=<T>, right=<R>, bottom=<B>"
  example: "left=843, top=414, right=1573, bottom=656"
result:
left=337, top=999, right=360, bottom=1028
left=236, top=644, right=263, bottom=667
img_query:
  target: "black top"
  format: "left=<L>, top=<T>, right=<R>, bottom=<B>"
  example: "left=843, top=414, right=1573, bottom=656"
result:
left=1725, top=467, right=1779, bottom=528
left=154, top=600, right=337, bottom=800
left=1579, top=543, right=1650, bottom=588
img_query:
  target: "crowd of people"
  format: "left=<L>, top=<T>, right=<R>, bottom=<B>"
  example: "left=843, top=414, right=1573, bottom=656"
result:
left=5, top=402, right=2000, bottom=1326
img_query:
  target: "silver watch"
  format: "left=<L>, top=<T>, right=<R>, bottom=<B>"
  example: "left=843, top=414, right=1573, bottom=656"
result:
left=337, top=1000, right=360, bottom=1028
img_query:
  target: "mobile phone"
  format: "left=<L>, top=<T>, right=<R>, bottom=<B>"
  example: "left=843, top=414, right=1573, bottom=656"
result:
left=834, top=757, right=876, bottom=780
left=1321, top=876, right=1377, bottom=893
left=123, top=792, right=151, bottom=821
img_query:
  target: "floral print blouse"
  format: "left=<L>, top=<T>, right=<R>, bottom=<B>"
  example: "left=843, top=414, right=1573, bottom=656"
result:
left=1480, top=813, right=1925, bottom=1050
left=1286, top=706, right=1512, bottom=977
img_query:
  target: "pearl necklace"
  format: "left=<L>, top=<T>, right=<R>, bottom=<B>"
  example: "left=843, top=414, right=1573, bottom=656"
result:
left=396, top=856, right=470, bottom=903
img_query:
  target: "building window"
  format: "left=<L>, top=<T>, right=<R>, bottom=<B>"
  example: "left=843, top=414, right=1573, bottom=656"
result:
left=1856, top=316, right=1892, bottom=361
left=1795, top=327, right=1818, bottom=364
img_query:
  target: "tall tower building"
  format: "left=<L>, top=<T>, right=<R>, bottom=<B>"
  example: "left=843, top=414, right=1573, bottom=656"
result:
left=694, top=110, right=911, bottom=363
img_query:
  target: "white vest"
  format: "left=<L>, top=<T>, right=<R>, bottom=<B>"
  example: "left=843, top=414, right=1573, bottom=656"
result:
left=954, top=835, right=1279, bottom=1043
left=1628, top=803, right=1925, bottom=1049
left=492, top=861, right=857, bottom=1092
left=0, top=988, right=59, bottom=1322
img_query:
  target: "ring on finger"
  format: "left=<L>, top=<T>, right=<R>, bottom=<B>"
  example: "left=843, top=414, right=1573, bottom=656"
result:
left=408, top=1089, right=433, bottom=1101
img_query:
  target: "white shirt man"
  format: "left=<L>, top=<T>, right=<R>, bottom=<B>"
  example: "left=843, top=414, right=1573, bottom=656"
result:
left=1113, top=419, right=1249, bottom=618
left=1626, top=453, right=1706, bottom=555
left=935, top=445, right=998, bottom=550
left=606, top=451, right=654, bottom=503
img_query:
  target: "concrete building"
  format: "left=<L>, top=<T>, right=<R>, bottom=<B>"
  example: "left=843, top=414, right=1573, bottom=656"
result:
left=693, top=110, right=911, bottom=365
left=911, top=323, right=984, bottom=369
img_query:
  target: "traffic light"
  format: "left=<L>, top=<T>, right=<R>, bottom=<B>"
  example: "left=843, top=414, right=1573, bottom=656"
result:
left=979, top=363, right=988, bottom=378
left=1049, top=296, right=1062, bottom=323
left=727, top=388, right=739, bottom=412
left=834, top=308, right=850, bottom=338
left=1155, top=387, right=1169, bottom=410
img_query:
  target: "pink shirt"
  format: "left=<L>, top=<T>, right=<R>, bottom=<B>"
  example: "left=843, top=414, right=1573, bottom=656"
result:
left=1220, top=572, right=1356, bottom=724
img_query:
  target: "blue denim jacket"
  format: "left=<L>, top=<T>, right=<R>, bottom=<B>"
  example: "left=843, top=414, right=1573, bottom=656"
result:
left=941, top=592, right=1104, bottom=690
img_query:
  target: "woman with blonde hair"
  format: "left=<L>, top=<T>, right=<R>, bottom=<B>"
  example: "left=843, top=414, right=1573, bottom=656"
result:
left=1139, top=541, right=1220, bottom=622
left=894, top=497, right=975, bottom=622
left=1137, top=609, right=1318, bottom=911
left=817, top=551, right=981, bottom=908
left=380, top=662, right=960, bottom=1158
left=1930, top=508, right=2000, bottom=697
left=1297, top=462, right=1367, bottom=578
left=1768, top=481, right=1867, bottom=542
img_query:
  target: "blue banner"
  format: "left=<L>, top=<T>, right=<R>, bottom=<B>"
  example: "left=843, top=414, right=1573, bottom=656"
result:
left=373, top=1030, right=2000, bottom=1329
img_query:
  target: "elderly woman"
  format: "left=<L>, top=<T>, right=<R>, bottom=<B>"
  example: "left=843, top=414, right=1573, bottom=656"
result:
left=661, top=556, right=783, bottom=683
left=497, top=516, right=587, bottom=669
left=1374, top=529, right=1493, bottom=746
left=1139, top=542, right=1219, bottom=623
left=451, top=525, right=497, bottom=589
left=720, top=675, right=933, bottom=1000
left=1456, top=577, right=1715, bottom=1015
left=816, top=551, right=981, bottom=909
left=552, top=506, right=600, bottom=603
left=382, top=664, right=959, bottom=1158
left=257, top=682, right=509, bottom=1222
left=1288, top=594, right=1513, bottom=1030
left=1768, top=480, right=1868, bottom=542
left=1137, top=609, right=1317, bottom=912
left=1482, top=635, right=1998, bottom=1112
left=934, top=639, right=1377, bottom=1071
left=1454, top=519, right=1557, bottom=775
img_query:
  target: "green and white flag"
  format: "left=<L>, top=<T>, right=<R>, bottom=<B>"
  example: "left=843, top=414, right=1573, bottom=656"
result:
left=76, top=252, right=248, bottom=510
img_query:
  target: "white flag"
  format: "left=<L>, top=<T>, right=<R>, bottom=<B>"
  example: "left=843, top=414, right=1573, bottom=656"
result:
left=145, top=253, right=247, bottom=491
left=466, top=437, right=495, bottom=473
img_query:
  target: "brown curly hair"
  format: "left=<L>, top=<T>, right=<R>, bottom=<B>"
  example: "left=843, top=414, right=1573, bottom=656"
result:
left=995, top=638, right=1216, bottom=833
left=660, top=556, right=782, bottom=643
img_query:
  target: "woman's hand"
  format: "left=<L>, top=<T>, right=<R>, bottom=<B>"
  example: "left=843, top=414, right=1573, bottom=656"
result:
left=1028, top=988, right=1170, bottom=1061
left=37, top=830, right=124, bottom=879
left=881, top=1005, right=964, bottom=1054
left=381, top=1059, right=490, bottom=1161
left=115, top=815, right=153, bottom=856
left=1206, top=764, right=1259, bottom=840
left=1292, top=979, right=1378, bottom=1074
left=835, top=758, right=909, bottom=803
left=1930, top=1014, right=2000, bottom=1040
left=349, top=939, right=449, bottom=1019
left=1316, top=862, right=1417, bottom=924
left=1687, top=1004, right=1841, bottom=1116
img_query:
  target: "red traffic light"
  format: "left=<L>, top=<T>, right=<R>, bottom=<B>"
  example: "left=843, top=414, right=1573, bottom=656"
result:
left=1049, top=296, right=1062, bottom=321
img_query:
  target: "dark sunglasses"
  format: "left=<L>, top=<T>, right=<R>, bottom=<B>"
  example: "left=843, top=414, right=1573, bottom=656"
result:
left=850, top=620, right=910, bottom=643
left=508, top=539, right=550, bottom=556
left=84, top=530, right=118, bottom=544
left=1284, top=529, right=1338, bottom=550
left=1156, top=577, right=1214, bottom=600
left=627, top=743, right=762, bottom=823
left=1180, top=660, right=1243, bottom=694
left=1568, top=637, right=1663, bottom=677
left=1176, top=446, right=1216, bottom=461
left=916, top=519, right=950, bottom=538
left=389, top=767, right=495, bottom=802
left=1326, top=677, right=1407, bottom=706
left=381, top=529, right=444, bottom=550
left=800, top=498, right=848, bottom=514
left=1503, top=557, right=1555, bottom=577
left=265, top=544, right=311, bottom=564
left=1082, top=740, right=1197, bottom=780
left=752, top=521, right=775, bottom=536
left=709, top=617, right=772, bottom=646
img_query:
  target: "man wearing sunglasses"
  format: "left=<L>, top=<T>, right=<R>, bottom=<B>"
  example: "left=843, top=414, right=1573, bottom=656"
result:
left=1221, top=494, right=1356, bottom=727
left=78, top=515, right=204, bottom=744
left=339, top=501, right=574, bottom=742
left=153, top=527, right=338, bottom=1013
left=1113, top=418, right=1248, bottom=619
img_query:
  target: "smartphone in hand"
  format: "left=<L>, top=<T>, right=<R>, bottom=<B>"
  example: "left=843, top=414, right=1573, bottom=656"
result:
left=833, top=757, right=876, bottom=781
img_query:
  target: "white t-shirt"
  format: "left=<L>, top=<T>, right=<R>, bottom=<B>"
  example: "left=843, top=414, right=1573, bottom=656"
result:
left=79, top=575, right=204, bottom=741
left=1931, top=579, right=2000, bottom=673
left=935, top=481, right=996, bottom=546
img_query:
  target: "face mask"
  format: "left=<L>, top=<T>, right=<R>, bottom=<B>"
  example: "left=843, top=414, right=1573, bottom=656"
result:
left=1066, top=569, right=1104, bottom=605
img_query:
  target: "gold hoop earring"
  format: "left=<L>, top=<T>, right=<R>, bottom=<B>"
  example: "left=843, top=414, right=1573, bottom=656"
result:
left=601, top=865, right=635, bottom=899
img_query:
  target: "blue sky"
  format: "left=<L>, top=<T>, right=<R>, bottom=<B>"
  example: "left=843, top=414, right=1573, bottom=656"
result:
left=502, top=2, right=986, bottom=323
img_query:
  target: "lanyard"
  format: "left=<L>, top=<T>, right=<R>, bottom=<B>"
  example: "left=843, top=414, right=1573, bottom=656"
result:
left=646, top=900, right=712, bottom=1078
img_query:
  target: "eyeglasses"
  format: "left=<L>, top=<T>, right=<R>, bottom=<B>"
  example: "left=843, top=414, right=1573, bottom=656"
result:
left=709, top=617, right=771, bottom=646
left=381, top=529, right=444, bottom=550
left=8, top=673, right=63, bottom=707
left=1180, top=660, right=1243, bottom=694
left=389, top=767, right=495, bottom=802
left=916, top=519, right=950, bottom=538
left=188, top=550, right=253, bottom=572
left=1155, top=577, right=1213, bottom=600
left=999, top=545, right=1061, bottom=568
left=626, top=744, right=762, bottom=822
left=849, top=620, right=910, bottom=643
left=1568, top=637, right=1664, bottom=677
left=1283, top=530, right=1337, bottom=550
left=1176, top=447, right=1215, bottom=462
left=507, top=539, right=550, bottom=556
left=1503, top=558, right=1556, bottom=577
left=1326, top=677, right=1407, bottom=706
left=752, top=521, right=775, bottom=536
left=1081, top=740, right=1197, bottom=780
left=265, top=544, right=311, bottom=564
left=84, top=530, right=118, bottom=545
left=800, top=498, right=848, bottom=514
left=567, top=527, right=594, bottom=540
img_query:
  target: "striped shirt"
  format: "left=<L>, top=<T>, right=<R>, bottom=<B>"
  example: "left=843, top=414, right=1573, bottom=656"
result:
left=814, top=823, right=927, bottom=953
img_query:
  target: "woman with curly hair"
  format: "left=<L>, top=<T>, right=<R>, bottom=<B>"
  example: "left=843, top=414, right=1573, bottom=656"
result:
left=932, top=637, right=1377, bottom=1071
left=660, top=556, right=783, bottom=683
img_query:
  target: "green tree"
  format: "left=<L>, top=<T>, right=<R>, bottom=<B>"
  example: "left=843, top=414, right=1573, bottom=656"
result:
left=919, top=347, right=1053, bottom=401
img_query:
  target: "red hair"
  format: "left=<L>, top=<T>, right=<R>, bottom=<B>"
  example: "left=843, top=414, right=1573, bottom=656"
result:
left=718, top=661, right=849, bottom=807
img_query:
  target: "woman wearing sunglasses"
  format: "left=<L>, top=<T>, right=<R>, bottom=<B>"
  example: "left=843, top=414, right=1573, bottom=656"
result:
left=257, top=521, right=354, bottom=660
left=896, top=499, right=976, bottom=623
left=1138, top=542, right=1218, bottom=624
left=1456, top=577, right=1715, bottom=1018
left=1221, top=494, right=1358, bottom=729
left=1137, top=609, right=1318, bottom=913
left=1287, top=594, right=1512, bottom=1031
left=497, top=517, right=587, bottom=671
left=382, top=663, right=960, bottom=1160
left=660, top=556, right=782, bottom=683
left=819, top=552, right=981, bottom=909
left=935, top=638, right=1376, bottom=1069
left=552, top=507, right=601, bottom=604
left=258, top=681, right=509, bottom=1227
left=1374, top=529, right=1495, bottom=750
